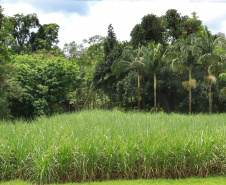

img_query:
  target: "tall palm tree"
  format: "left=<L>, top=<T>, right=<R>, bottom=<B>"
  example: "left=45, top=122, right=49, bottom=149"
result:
left=164, top=36, right=199, bottom=114
left=141, top=43, right=163, bottom=113
left=192, top=26, right=226, bottom=114
left=111, top=46, right=146, bottom=111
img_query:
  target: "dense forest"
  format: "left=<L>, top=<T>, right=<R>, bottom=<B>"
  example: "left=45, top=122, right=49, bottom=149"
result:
left=0, top=6, right=225, bottom=119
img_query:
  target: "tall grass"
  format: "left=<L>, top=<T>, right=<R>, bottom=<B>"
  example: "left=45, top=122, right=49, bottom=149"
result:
left=0, top=110, right=225, bottom=184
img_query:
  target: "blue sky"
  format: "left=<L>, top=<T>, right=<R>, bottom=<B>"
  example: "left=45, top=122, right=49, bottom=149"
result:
left=1, top=0, right=226, bottom=48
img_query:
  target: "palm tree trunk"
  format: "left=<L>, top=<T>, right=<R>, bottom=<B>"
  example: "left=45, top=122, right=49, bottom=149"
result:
left=138, top=70, right=140, bottom=111
left=93, top=94, right=95, bottom=109
left=209, top=82, right=212, bottom=114
left=76, top=99, right=79, bottom=111
left=105, top=96, right=106, bottom=110
left=189, top=66, right=192, bottom=115
left=142, top=74, right=145, bottom=109
left=154, top=72, right=156, bottom=113
left=101, top=94, right=104, bottom=109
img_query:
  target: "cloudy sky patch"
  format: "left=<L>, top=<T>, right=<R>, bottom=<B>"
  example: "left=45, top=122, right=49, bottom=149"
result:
left=0, top=0, right=103, bottom=15
left=0, top=0, right=225, bottom=48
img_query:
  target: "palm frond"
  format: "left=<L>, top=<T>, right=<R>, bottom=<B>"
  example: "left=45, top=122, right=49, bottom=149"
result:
left=111, top=59, right=132, bottom=78
left=182, top=79, right=196, bottom=91
left=220, top=87, right=226, bottom=96
left=204, top=75, right=216, bottom=85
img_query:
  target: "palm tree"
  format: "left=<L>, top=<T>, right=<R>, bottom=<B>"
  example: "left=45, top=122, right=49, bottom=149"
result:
left=164, top=36, right=199, bottom=114
left=141, top=43, right=163, bottom=113
left=111, top=46, right=146, bottom=111
left=192, top=26, right=226, bottom=114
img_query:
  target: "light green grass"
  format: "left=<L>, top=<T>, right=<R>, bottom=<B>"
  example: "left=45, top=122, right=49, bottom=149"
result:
left=0, top=110, right=225, bottom=184
left=1, top=177, right=226, bottom=185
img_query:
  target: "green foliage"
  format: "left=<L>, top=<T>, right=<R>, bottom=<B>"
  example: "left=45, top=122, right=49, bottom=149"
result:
left=0, top=6, right=14, bottom=119
left=93, top=25, right=125, bottom=103
left=30, top=23, right=60, bottom=52
left=104, top=24, right=117, bottom=59
left=165, top=9, right=185, bottom=41
left=219, top=73, right=226, bottom=81
left=1, top=7, right=225, bottom=116
left=130, top=24, right=144, bottom=48
left=9, top=53, right=79, bottom=118
left=130, top=14, right=165, bottom=48
left=182, top=79, right=196, bottom=91
left=0, top=111, right=225, bottom=183
left=6, top=13, right=60, bottom=54
left=181, top=12, right=202, bottom=38
left=63, top=41, right=84, bottom=60
left=7, top=13, right=39, bottom=54
left=0, top=93, right=11, bottom=120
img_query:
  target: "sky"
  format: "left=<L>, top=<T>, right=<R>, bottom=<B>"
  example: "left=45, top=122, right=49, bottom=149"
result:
left=0, top=0, right=226, bottom=49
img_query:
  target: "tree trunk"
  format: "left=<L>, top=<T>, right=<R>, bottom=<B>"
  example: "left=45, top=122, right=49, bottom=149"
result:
left=131, top=96, right=133, bottom=110
left=142, top=74, right=145, bottom=109
left=209, top=82, right=212, bottom=114
left=93, top=95, right=95, bottom=110
left=154, top=72, right=156, bottom=113
left=105, top=96, right=106, bottom=110
left=138, top=70, right=140, bottom=111
left=101, top=95, right=104, bottom=109
left=76, top=99, right=79, bottom=111
left=189, top=66, right=192, bottom=115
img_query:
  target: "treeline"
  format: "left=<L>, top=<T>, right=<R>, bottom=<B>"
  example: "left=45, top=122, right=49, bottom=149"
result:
left=0, top=6, right=225, bottom=119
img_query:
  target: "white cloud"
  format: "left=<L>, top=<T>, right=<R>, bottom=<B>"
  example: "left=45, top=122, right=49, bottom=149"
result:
left=2, top=2, right=37, bottom=15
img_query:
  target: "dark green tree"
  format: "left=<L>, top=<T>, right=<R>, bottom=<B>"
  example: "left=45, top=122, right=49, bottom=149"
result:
left=130, top=14, right=166, bottom=48
left=112, top=46, right=147, bottom=110
left=181, top=12, right=202, bottom=39
left=130, top=24, right=144, bottom=48
left=164, top=35, right=201, bottom=114
left=141, top=14, right=165, bottom=44
left=0, top=5, right=14, bottom=119
left=165, top=9, right=186, bottom=42
left=10, top=53, right=79, bottom=118
left=193, top=26, right=226, bottom=114
left=30, top=23, right=60, bottom=52
left=8, top=13, right=39, bottom=54
left=141, top=43, right=164, bottom=112
left=93, top=25, right=124, bottom=107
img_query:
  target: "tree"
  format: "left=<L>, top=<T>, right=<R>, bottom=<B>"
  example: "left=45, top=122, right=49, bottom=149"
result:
left=164, top=10, right=202, bottom=42
left=164, top=36, right=200, bottom=114
left=165, top=9, right=187, bottom=42
left=219, top=73, right=226, bottom=96
left=0, top=5, right=14, bottom=119
left=130, top=14, right=166, bottom=48
left=193, top=26, right=226, bottom=114
left=111, top=46, right=146, bottom=110
left=93, top=25, right=123, bottom=108
left=30, top=23, right=60, bottom=52
left=10, top=53, right=79, bottom=118
left=141, top=43, right=164, bottom=113
left=67, top=35, right=105, bottom=110
left=181, top=12, right=202, bottom=39
left=8, top=13, right=39, bottom=54
left=130, top=24, right=144, bottom=48
left=63, top=41, right=84, bottom=60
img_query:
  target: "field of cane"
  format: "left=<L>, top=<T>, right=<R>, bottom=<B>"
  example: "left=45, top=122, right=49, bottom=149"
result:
left=0, top=110, right=225, bottom=184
